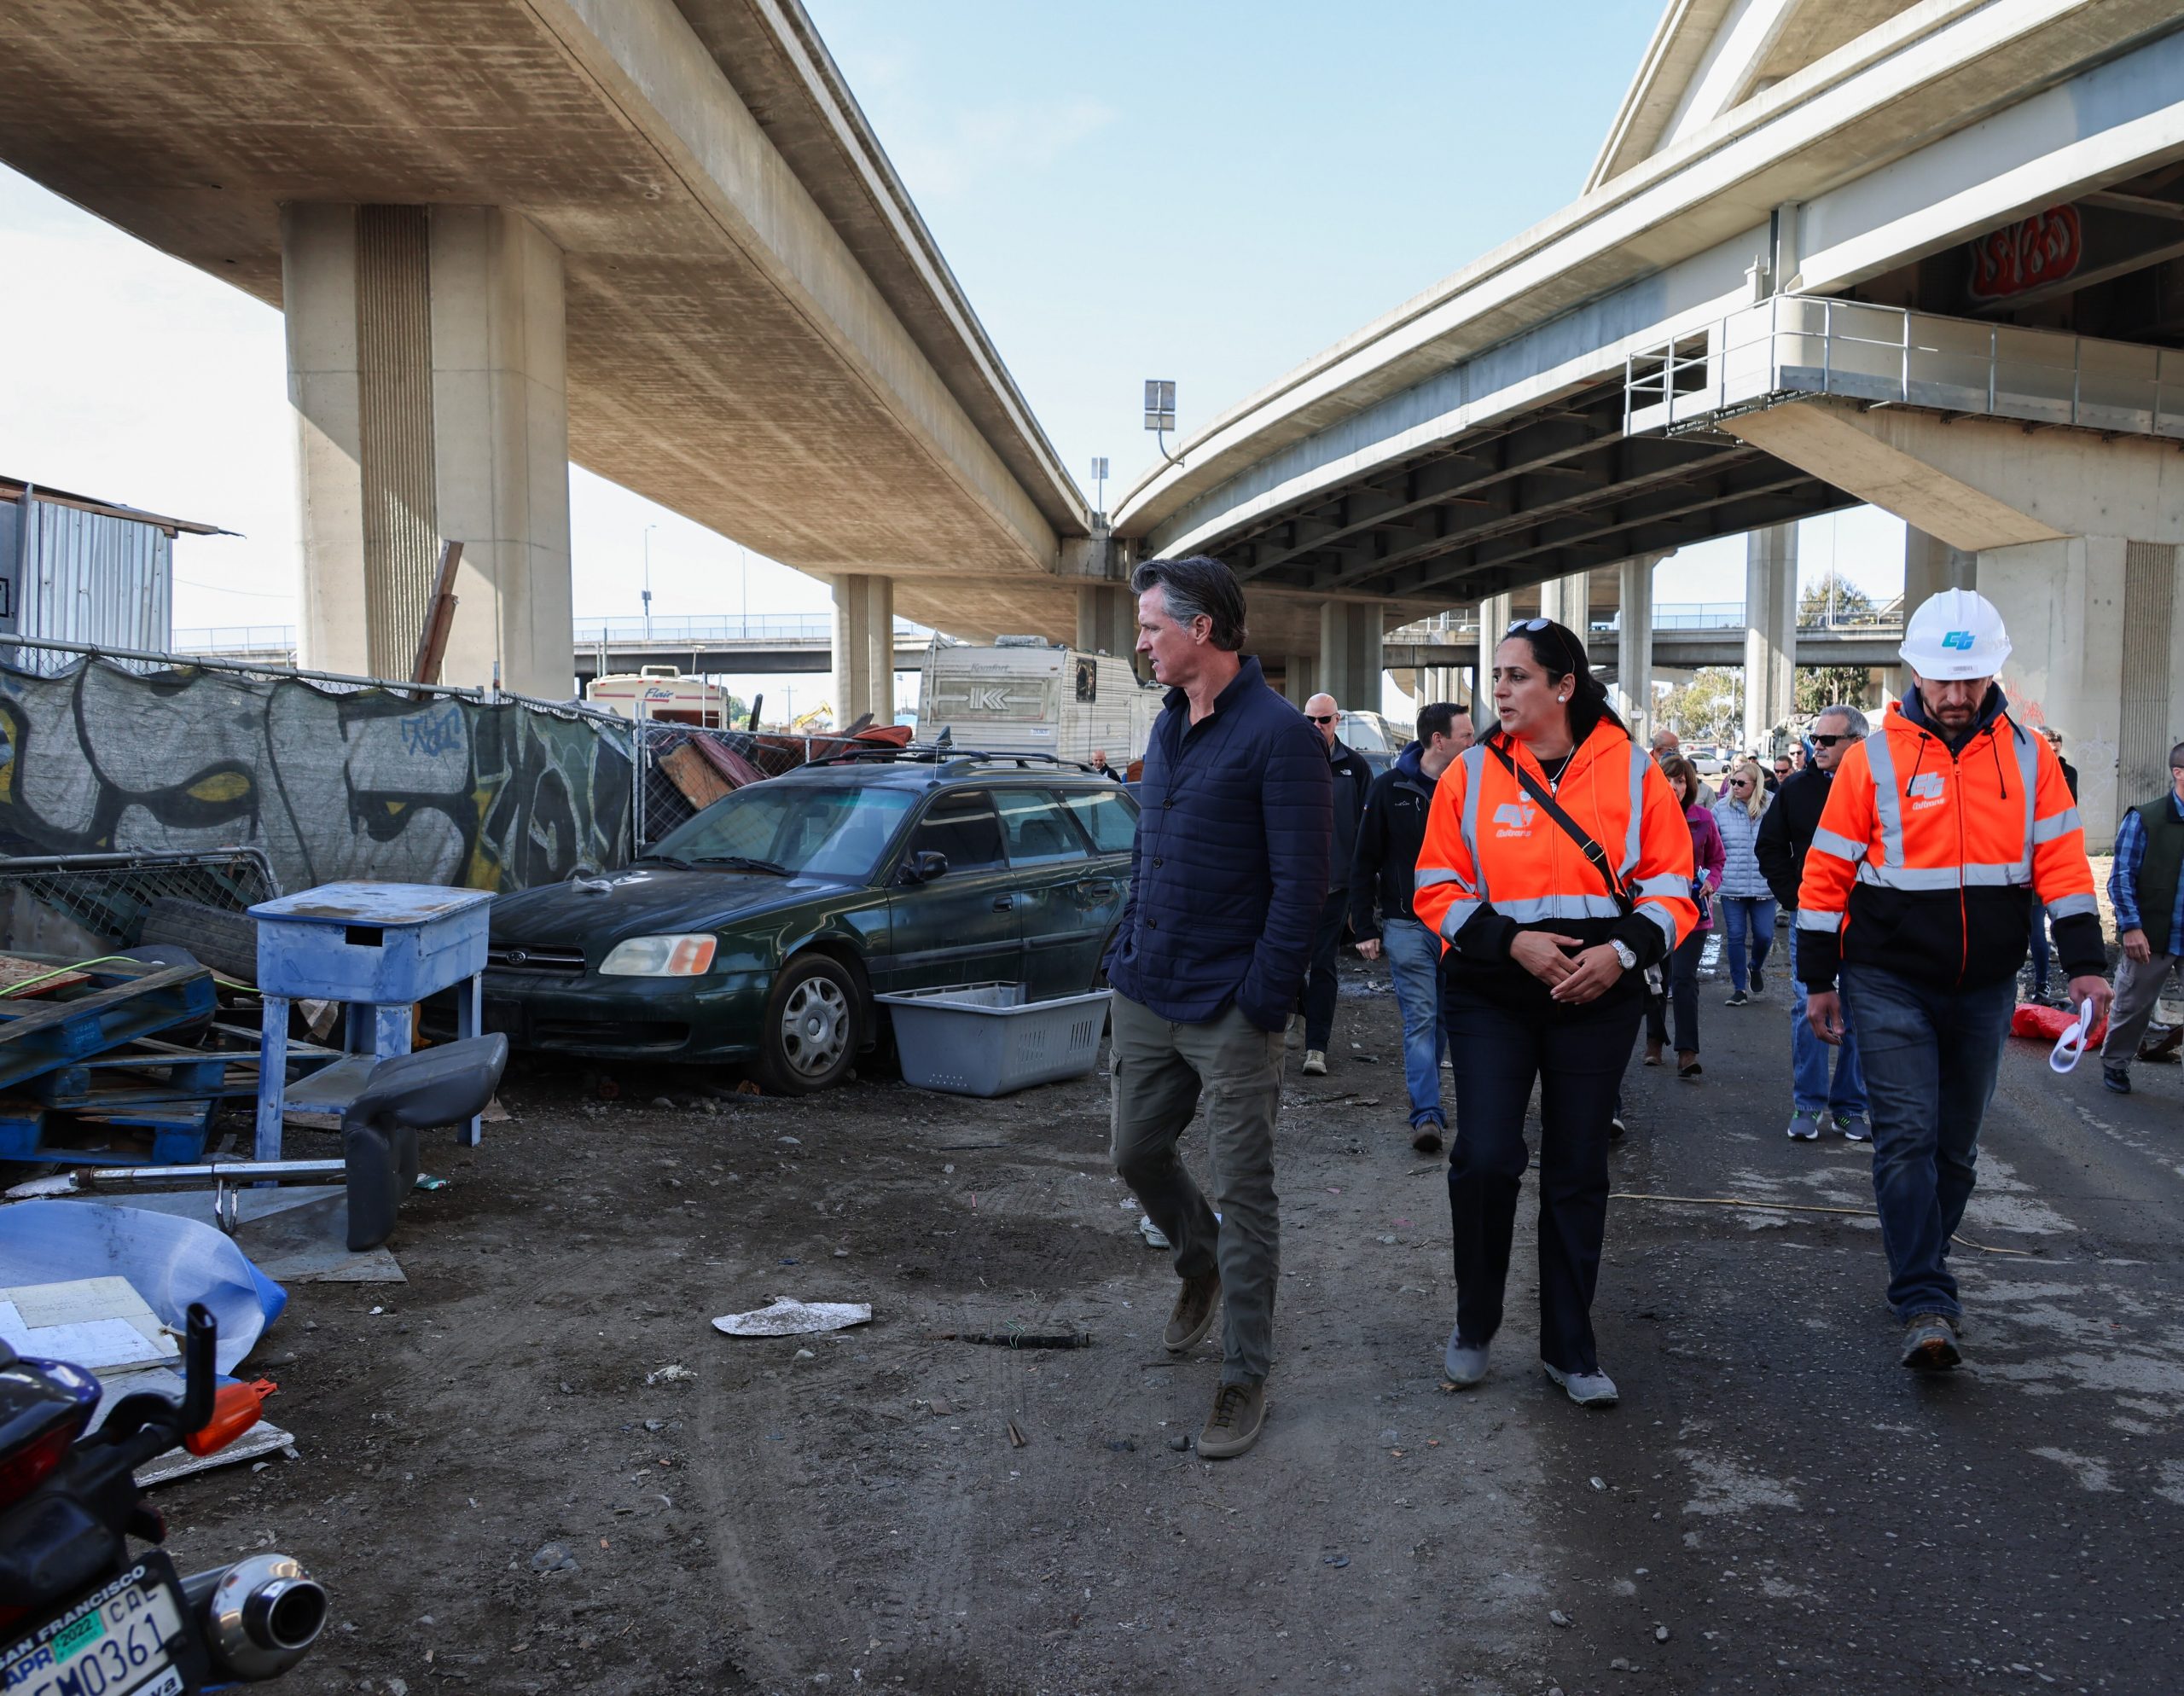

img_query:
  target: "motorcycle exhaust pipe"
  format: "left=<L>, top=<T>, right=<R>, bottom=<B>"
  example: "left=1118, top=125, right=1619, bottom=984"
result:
left=183, top=1554, right=328, bottom=1679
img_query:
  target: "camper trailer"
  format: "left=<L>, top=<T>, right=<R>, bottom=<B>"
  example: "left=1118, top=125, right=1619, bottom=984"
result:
left=585, top=665, right=735, bottom=728
left=917, top=639, right=1163, bottom=765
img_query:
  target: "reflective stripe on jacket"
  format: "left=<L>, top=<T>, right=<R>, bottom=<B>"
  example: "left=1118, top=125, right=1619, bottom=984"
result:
left=1792, top=687, right=2103, bottom=992
left=1413, top=720, right=1698, bottom=1003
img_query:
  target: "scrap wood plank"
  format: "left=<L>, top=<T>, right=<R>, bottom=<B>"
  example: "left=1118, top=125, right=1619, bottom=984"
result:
left=685, top=735, right=767, bottom=789
left=659, top=741, right=735, bottom=810
left=0, top=955, right=90, bottom=997
left=0, top=964, right=216, bottom=1089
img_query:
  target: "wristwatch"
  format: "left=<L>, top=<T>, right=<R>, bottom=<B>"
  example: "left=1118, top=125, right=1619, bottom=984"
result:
left=1609, top=939, right=1637, bottom=972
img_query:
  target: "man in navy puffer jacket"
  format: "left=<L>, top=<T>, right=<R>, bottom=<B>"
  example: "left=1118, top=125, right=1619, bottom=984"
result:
left=1105, top=555, right=1331, bottom=1461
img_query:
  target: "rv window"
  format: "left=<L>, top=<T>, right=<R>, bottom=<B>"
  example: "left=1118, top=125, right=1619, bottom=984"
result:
left=1056, top=787, right=1138, bottom=854
left=996, top=790, right=1089, bottom=865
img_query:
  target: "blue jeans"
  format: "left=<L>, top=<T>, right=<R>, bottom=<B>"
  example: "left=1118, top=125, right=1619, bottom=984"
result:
left=2028, top=903, right=2052, bottom=996
left=1718, top=897, right=1774, bottom=993
left=1790, top=928, right=1866, bottom=1116
left=1840, top=964, right=2013, bottom=1320
left=1379, top=916, right=1447, bottom=1129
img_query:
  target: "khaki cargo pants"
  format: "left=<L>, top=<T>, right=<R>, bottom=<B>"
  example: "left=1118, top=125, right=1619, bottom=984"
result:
left=1108, top=992, right=1285, bottom=1383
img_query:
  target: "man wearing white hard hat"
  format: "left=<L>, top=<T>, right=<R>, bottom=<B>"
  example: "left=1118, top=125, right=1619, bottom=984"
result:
left=1794, top=589, right=2110, bottom=1372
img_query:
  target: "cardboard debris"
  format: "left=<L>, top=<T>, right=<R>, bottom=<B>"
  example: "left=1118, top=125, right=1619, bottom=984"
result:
left=711, top=1297, right=872, bottom=1338
left=0, top=1276, right=177, bottom=1370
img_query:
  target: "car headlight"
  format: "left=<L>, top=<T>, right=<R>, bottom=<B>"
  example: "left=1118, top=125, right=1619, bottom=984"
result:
left=599, top=934, right=718, bottom=977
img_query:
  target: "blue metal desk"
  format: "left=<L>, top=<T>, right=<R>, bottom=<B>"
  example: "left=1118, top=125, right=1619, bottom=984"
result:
left=250, top=882, right=494, bottom=1161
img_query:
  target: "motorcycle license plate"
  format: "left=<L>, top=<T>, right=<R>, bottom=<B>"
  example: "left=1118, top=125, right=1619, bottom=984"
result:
left=1, top=1561, right=188, bottom=1696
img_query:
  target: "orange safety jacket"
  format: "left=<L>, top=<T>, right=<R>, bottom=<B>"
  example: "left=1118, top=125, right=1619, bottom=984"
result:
left=1413, top=718, right=1699, bottom=1002
left=1793, top=688, right=2102, bottom=992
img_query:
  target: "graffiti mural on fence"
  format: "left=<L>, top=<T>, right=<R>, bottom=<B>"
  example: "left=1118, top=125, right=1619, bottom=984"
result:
left=0, top=659, right=633, bottom=892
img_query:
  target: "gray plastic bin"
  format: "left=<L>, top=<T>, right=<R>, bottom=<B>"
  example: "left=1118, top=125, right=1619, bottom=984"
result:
left=875, top=983, right=1112, bottom=1096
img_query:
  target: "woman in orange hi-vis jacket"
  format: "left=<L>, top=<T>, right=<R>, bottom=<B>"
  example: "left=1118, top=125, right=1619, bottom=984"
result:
left=1412, top=618, right=1698, bottom=1408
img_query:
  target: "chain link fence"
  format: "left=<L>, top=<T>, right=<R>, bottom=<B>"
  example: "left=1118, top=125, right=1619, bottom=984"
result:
left=0, top=847, right=279, bottom=948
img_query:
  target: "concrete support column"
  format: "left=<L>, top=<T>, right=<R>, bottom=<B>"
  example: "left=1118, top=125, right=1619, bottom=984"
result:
left=831, top=572, right=895, bottom=728
left=1538, top=570, right=1591, bottom=639
left=283, top=202, right=572, bottom=696
left=1613, top=554, right=1658, bottom=745
left=1076, top=583, right=1134, bottom=657
left=1478, top=594, right=1513, bottom=709
left=1980, top=534, right=2184, bottom=849
left=1742, top=525, right=1798, bottom=752
left=1318, top=601, right=1384, bottom=712
left=1281, top=655, right=1317, bottom=707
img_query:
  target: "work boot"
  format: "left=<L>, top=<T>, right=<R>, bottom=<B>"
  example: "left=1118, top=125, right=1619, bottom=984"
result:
left=1443, top=1328, right=1489, bottom=1388
left=1163, top=1268, right=1221, bottom=1353
left=1302, top=1049, right=1327, bottom=1077
left=1410, top=1122, right=1444, bottom=1155
left=2103, top=1065, right=2131, bottom=1095
left=1899, top=1313, right=1961, bottom=1371
left=1542, top=1360, right=1618, bottom=1408
left=1197, top=1379, right=1267, bottom=1460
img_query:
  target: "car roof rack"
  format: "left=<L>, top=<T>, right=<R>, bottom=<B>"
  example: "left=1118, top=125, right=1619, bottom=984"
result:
left=801, top=743, right=1096, bottom=777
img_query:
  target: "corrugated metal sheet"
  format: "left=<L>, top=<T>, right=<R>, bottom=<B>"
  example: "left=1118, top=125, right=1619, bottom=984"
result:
left=3, top=493, right=173, bottom=673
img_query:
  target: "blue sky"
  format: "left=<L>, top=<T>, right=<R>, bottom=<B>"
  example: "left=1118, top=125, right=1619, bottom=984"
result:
left=0, top=0, right=1902, bottom=698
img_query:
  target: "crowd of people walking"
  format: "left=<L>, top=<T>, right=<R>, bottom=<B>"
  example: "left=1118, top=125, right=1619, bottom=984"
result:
left=1104, top=555, right=2139, bottom=1456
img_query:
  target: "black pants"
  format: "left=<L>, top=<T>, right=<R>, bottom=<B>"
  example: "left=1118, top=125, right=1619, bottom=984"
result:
left=1443, top=984, right=1640, bottom=1375
left=1646, top=928, right=1705, bottom=1054
left=1300, top=889, right=1349, bottom=1050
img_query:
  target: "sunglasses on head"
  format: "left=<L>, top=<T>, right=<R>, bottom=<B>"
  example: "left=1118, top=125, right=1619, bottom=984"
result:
left=1506, top=617, right=1551, bottom=633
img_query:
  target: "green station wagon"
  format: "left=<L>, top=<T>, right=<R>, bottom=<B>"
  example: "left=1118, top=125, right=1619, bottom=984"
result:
left=475, top=752, right=1137, bottom=1093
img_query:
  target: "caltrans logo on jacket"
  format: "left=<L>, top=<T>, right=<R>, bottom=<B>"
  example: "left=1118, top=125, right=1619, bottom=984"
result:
left=1491, top=799, right=1537, bottom=835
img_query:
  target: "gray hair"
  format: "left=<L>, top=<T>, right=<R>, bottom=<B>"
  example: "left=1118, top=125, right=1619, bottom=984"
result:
left=1130, top=555, right=1247, bottom=652
left=1815, top=704, right=1869, bottom=739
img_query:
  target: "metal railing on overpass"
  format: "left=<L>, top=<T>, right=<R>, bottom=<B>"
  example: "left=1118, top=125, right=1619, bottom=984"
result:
left=172, top=614, right=950, bottom=668
left=1387, top=598, right=1902, bottom=644
left=1626, top=294, right=2184, bottom=439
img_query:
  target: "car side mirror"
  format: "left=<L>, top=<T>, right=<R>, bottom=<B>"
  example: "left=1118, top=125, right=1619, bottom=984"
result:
left=901, top=849, right=950, bottom=885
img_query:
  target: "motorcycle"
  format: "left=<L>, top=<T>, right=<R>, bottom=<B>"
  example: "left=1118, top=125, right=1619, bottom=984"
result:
left=0, top=1303, right=325, bottom=1693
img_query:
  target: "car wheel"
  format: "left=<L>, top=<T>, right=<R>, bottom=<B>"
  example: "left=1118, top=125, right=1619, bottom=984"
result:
left=755, top=954, right=861, bottom=1095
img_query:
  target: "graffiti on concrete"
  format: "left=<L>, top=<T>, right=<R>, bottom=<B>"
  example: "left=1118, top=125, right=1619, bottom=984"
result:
left=0, top=659, right=633, bottom=892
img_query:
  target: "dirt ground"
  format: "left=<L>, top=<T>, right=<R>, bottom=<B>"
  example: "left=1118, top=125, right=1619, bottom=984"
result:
left=154, top=972, right=1584, bottom=1696
left=148, top=937, right=2184, bottom=1696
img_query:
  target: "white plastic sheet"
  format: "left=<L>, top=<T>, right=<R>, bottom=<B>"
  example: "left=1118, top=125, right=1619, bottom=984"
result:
left=0, top=1200, right=285, bottom=1373
left=712, top=1297, right=872, bottom=1338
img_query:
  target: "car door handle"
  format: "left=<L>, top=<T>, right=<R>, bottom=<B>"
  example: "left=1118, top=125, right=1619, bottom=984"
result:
left=991, top=894, right=1014, bottom=911
left=1075, top=879, right=1117, bottom=897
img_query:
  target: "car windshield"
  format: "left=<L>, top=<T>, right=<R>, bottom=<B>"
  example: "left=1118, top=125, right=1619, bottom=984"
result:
left=652, top=783, right=918, bottom=880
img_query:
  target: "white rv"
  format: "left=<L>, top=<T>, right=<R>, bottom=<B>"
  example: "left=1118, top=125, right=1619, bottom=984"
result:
left=917, top=639, right=1165, bottom=765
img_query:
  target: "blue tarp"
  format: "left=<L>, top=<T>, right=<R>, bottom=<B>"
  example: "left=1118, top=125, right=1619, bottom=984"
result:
left=0, top=1199, right=285, bottom=1373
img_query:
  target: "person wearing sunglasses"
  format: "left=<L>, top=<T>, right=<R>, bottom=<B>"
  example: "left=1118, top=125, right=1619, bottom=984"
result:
left=1413, top=616, right=1698, bottom=1408
left=1797, top=590, right=2110, bottom=1372
left=1756, top=706, right=1872, bottom=1144
left=1296, top=694, right=1374, bottom=1077
left=1712, top=759, right=1776, bottom=1007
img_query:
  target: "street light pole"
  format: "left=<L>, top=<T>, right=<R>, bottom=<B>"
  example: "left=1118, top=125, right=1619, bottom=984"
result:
left=642, top=524, right=657, bottom=642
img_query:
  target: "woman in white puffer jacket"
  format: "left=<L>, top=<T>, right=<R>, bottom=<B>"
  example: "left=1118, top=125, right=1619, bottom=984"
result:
left=1711, top=758, right=1775, bottom=1005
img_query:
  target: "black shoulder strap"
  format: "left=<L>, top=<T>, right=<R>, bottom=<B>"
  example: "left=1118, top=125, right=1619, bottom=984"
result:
left=1484, top=738, right=1635, bottom=915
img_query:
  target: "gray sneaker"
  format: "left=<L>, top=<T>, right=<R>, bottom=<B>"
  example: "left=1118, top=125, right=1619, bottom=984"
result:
left=1835, top=1113, right=1872, bottom=1142
left=1443, top=1329, right=1490, bottom=1388
left=1542, top=1360, right=1618, bottom=1408
left=1899, top=1313, right=1961, bottom=1371
left=1786, top=1111, right=1822, bottom=1141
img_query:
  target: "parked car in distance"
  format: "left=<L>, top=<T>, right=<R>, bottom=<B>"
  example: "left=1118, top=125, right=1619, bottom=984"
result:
left=470, top=751, right=1137, bottom=1094
left=1335, top=708, right=1404, bottom=774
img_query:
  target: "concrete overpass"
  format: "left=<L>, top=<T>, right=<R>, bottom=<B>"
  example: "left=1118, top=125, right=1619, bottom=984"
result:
left=172, top=613, right=947, bottom=686
left=0, top=0, right=1169, bottom=717
left=1111, top=0, right=2184, bottom=842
